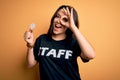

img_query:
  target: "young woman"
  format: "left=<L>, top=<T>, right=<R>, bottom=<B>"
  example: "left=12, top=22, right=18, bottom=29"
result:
left=24, top=5, right=95, bottom=80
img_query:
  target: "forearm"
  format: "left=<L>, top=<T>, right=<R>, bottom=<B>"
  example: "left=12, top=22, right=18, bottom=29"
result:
left=71, top=26, right=95, bottom=60
left=27, top=47, right=37, bottom=68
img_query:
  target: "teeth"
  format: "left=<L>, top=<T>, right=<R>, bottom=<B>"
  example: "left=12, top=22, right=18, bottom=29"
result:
left=55, top=24, right=62, bottom=28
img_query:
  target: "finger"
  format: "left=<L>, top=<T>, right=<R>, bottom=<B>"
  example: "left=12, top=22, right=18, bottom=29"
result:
left=63, top=8, right=67, bottom=15
left=66, top=7, right=70, bottom=16
left=71, top=8, right=73, bottom=17
left=24, top=31, right=28, bottom=39
left=29, top=28, right=33, bottom=33
left=24, top=31, right=31, bottom=39
left=60, top=19, right=66, bottom=26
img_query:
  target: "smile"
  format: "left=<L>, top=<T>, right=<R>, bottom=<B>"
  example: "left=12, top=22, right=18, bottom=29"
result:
left=55, top=24, right=62, bottom=28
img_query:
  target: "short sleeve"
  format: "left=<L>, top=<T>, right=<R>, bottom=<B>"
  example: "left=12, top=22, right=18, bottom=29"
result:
left=73, top=38, right=89, bottom=62
left=33, top=37, right=41, bottom=62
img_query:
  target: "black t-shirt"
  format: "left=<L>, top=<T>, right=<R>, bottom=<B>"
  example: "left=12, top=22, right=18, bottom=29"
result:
left=34, top=34, right=89, bottom=80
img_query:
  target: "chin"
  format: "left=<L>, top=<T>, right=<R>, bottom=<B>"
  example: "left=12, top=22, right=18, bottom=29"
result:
left=53, top=31, right=60, bottom=35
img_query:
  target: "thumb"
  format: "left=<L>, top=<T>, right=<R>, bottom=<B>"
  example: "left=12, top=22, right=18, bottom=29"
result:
left=60, top=19, right=66, bottom=27
left=29, top=28, right=33, bottom=33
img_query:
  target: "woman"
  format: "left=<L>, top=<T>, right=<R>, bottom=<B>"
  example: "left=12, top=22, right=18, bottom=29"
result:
left=24, top=5, right=95, bottom=80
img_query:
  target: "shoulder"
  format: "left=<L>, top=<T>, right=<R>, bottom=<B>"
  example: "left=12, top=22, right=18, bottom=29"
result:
left=34, top=34, right=49, bottom=46
left=70, top=37, right=78, bottom=45
left=36, top=34, right=48, bottom=40
left=37, top=34, right=47, bottom=38
left=35, top=34, right=52, bottom=43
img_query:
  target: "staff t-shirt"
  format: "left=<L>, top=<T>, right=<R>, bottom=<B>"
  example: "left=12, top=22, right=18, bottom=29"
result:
left=33, top=34, right=89, bottom=80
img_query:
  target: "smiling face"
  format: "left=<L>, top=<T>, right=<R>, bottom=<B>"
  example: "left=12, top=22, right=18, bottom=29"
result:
left=47, top=5, right=79, bottom=40
left=53, top=9, right=68, bottom=36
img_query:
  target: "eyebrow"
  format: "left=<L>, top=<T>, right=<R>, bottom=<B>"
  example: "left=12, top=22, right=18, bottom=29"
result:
left=57, top=12, right=68, bottom=18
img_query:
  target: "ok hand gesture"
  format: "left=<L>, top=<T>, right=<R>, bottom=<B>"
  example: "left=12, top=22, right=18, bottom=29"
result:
left=61, top=7, right=77, bottom=30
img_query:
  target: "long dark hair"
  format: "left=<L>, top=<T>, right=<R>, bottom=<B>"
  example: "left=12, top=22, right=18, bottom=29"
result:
left=47, top=5, right=79, bottom=41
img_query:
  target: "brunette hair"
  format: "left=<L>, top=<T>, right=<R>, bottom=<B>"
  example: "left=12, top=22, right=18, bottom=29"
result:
left=47, top=5, right=79, bottom=40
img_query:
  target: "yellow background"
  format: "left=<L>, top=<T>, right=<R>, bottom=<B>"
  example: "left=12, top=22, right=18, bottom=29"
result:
left=0, top=0, right=120, bottom=80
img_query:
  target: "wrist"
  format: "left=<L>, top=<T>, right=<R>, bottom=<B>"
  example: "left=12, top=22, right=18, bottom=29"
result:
left=70, top=25, right=78, bottom=32
left=26, top=43, right=34, bottom=48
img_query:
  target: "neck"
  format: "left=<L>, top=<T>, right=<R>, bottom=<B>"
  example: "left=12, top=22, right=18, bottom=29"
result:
left=52, top=34, right=66, bottom=41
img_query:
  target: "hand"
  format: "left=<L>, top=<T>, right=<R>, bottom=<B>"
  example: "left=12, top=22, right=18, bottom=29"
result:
left=61, top=7, right=76, bottom=30
left=24, top=30, right=34, bottom=45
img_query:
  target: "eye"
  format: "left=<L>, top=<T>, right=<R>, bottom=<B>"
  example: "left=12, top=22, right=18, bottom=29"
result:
left=55, top=14, right=60, bottom=18
left=63, top=17, right=68, bottom=22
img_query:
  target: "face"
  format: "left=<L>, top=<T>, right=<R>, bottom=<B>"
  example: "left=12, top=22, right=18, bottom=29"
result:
left=53, top=8, right=69, bottom=36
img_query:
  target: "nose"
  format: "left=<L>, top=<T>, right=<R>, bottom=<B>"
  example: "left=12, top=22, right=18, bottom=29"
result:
left=57, top=18, right=61, bottom=23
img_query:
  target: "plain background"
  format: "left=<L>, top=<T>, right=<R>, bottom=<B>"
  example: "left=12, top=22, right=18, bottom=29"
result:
left=0, top=0, right=120, bottom=80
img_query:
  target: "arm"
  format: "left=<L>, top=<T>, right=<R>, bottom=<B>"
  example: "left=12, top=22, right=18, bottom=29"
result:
left=69, top=8, right=95, bottom=60
left=24, top=31, right=37, bottom=68
left=62, top=7, right=95, bottom=60
left=26, top=46, right=37, bottom=68
left=71, top=26, right=95, bottom=60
